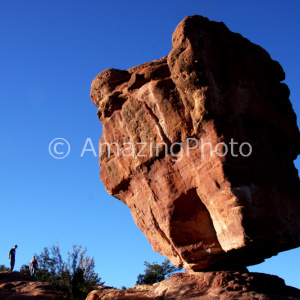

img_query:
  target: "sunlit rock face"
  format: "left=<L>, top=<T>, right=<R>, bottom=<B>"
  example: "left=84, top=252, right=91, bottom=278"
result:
left=90, top=15, right=300, bottom=270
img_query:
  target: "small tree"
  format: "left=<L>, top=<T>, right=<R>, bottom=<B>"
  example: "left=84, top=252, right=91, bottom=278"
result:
left=35, top=243, right=104, bottom=300
left=66, top=245, right=103, bottom=298
left=35, top=244, right=64, bottom=284
left=136, top=259, right=182, bottom=285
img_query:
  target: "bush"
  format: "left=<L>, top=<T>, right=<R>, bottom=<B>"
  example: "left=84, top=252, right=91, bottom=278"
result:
left=136, top=259, right=182, bottom=285
left=0, top=265, right=10, bottom=271
left=35, top=243, right=104, bottom=300
left=20, top=264, right=30, bottom=276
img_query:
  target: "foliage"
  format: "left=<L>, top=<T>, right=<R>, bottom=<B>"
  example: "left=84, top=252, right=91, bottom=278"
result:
left=136, top=259, right=182, bottom=285
left=35, top=243, right=104, bottom=300
left=0, top=265, right=10, bottom=271
left=20, top=264, right=30, bottom=275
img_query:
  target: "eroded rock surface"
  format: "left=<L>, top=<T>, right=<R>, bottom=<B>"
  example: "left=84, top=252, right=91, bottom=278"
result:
left=90, top=15, right=300, bottom=270
left=87, top=271, right=300, bottom=300
left=0, top=271, right=64, bottom=299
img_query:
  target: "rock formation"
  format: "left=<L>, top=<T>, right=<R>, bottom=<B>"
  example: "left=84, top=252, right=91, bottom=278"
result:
left=87, top=271, right=300, bottom=300
left=0, top=271, right=64, bottom=299
left=90, top=15, right=300, bottom=270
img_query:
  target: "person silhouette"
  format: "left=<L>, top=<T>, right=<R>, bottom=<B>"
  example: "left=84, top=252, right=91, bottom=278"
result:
left=30, top=256, right=38, bottom=280
left=8, top=245, right=18, bottom=271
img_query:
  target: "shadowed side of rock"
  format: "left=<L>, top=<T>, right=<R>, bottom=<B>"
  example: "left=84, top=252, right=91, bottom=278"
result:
left=86, top=271, right=300, bottom=300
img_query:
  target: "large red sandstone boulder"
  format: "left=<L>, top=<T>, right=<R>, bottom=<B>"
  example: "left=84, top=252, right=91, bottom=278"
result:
left=87, top=271, right=300, bottom=300
left=90, top=15, right=300, bottom=270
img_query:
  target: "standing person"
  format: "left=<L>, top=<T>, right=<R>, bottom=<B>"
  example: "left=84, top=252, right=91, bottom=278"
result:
left=8, top=245, right=18, bottom=271
left=30, top=256, right=38, bottom=280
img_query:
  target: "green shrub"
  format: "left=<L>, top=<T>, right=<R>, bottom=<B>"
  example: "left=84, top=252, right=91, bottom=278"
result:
left=0, top=265, right=10, bottom=271
left=136, top=259, right=182, bottom=285
left=35, top=243, right=104, bottom=300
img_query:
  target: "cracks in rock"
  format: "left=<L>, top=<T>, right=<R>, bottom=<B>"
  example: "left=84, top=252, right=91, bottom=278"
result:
left=142, top=100, right=172, bottom=147
left=149, top=206, right=183, bottom=266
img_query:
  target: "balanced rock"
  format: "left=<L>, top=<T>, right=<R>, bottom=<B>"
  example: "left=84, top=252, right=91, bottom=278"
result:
left=90, top=15, right=300, bottom=270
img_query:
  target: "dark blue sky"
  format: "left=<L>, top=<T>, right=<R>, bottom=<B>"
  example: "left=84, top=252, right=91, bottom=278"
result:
left=1, top=0, right=299, bottom=289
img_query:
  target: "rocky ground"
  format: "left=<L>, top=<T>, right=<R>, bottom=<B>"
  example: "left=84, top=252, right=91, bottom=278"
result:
left=0, top=271, right=64, bottom=299
left=87, top=271, right=300, bottom=300
left=1, top=269, right=299, bottom=299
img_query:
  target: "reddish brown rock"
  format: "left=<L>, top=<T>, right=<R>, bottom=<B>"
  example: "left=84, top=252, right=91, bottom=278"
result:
left=0, top=271, right=64, bottom=299
left=90, top=15, right=300, bottom=270
left=87, top=271, right=300, bottom=300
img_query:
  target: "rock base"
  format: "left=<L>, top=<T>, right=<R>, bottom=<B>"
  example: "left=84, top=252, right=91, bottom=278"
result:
left=87, top=271, right=300, bottom=300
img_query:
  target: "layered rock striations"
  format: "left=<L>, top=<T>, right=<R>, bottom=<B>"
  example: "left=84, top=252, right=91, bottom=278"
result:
left=90, top=16, right=300, bottom=270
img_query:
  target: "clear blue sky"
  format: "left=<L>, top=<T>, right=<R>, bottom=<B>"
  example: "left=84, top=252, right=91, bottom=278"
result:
left=1, top=0, right=299, bottom=290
